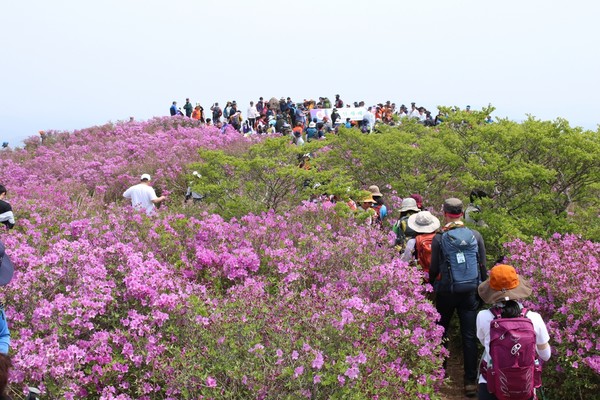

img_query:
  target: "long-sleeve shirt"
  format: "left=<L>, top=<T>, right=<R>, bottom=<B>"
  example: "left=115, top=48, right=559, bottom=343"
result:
left=0, top=306, right=10, bottom=354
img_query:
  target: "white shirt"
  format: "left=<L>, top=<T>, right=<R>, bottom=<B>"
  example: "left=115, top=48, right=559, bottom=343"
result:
left=247, top=106, right=259, bottom=119
left=364, top=111, right=376, bottom=130
left=476, top=307, right=550, bottom=384
left=400, top=238, right=416, bottom=262
left=409, top=109, right=420, bottom=119
left=123, top=183, right=158, bottom=215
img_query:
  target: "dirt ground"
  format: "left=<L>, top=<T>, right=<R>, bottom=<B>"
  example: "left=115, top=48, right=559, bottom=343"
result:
left=439, top=322, right=482, bottom=400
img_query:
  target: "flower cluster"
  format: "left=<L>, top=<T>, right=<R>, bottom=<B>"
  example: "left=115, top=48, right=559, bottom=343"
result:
left=504, top=234, right=600, bottom=398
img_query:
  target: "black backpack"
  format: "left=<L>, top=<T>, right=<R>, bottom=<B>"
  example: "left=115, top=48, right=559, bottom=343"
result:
left=394, top=215, right=417, bottom=247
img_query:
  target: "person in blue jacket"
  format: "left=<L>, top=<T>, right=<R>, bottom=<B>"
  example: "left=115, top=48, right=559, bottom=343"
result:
left=0, top=240, right=15, bottom=355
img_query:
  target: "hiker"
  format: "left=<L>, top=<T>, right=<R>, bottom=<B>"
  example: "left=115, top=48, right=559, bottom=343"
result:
left=410, top=193, right=424, bottom=209
left=368, top=185, right=387, bottom=223
left=330, top=108, right=340, bottom=125
left=0, top=186, right=15, bottom=230
left=292, top=131, right=304, bottom=146
left=169, top=101, right=177, bottom=116
left=359, top=194, right=379, bottom=226
left=223, top=101, right=232, bottom=120
left=392, top=197, right=421, bottom=250
left=429, top=197, right=487, bottom=397
left=465, top=189, right=489, bottom=228
left=0, top=240, right=15, bottom=355
left=400, top=211, right=440, bottom=284
left=185, top=171, right=203, bottom=204
left=122, top=174, right=166, bottom=216
left=247, top=101, right=259, bottom=131
left=306, top=122, right=318, bottom=142
left=191, top=105, right=204, bottom=122
left=476, top=264, right=551, bottom=400
left=183, top=98, right=193, bottom=118
left=211, top=103, right=223, bottom=123
left=334, top=94, right=344, bottom=108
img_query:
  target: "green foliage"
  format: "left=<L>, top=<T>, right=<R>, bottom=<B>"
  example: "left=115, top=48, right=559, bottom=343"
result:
left=322, top=115, right=600, bottom=261
left=188, top=114, right=600, bottom=264
left=189, top=136, right=357, bottom=219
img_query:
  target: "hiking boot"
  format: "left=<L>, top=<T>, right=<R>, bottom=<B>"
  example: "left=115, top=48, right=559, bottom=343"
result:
left=464, top=383, right=477, bottom=397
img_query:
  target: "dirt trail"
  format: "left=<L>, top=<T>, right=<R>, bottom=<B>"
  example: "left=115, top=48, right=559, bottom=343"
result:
left=439, top=334, right=476, bottom=400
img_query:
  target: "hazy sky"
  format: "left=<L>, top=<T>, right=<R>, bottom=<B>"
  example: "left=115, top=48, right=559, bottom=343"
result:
left=1, top=0, right=599, bottom=146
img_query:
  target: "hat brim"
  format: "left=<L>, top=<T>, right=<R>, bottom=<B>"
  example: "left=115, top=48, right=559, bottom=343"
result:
left=478, top=276, right=532, bottom=304
left=399, top=205, right=420, bottom=213
left=370, top=191, right=383, bottom=197
left=407, top=214, right=440, bottom=234
left=0, top=253, right=14, bottom=286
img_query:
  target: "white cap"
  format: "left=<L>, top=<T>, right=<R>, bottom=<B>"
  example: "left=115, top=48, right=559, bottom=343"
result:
left=140, top=173, right=151, bottom=181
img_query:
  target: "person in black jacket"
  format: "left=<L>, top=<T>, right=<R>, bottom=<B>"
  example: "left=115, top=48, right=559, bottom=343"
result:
left=429, top=197, right=487, bottom=398
left=0, top=186, right=14, bottom=230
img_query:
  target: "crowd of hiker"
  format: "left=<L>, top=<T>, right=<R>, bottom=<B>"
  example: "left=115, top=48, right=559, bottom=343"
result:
left=356, top=188, right=551, bottom=399
left=168, top=95, right=488, bottom=139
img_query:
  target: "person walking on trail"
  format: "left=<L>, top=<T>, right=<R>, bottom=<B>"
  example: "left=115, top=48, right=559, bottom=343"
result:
left=359, top=194, right=379, bottom=226
left=400, top=210, right=440, bottom=284
left=0, top=186, right=15, bottom=230
left=429, top=197, right=487, bottom=398
left=368, top=185, right=387, bottom=223
left=476, top=264, right=551, bottom=400
left=392, top=197, right=421, bottom=250
left=123, top=174, right=166, bottom=215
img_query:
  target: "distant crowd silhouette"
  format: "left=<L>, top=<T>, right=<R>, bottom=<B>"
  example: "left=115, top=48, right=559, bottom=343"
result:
left=169, top=96, right=487, bottom=137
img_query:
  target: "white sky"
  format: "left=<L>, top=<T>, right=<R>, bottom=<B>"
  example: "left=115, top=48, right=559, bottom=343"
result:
left=1, top=0, right=599, bottom=145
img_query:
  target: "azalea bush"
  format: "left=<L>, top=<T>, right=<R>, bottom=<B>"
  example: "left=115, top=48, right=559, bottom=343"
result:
left=1, top=201, right=446, bottom=399
left=0, top=114, right=598, bottom=398
left=504, top=234, right=600, bottom=399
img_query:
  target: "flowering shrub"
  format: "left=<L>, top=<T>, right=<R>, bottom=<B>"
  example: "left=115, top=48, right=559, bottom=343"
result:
left=504, top=234, right=600, bottom=399
left=0, top=118, right=446, bottom=398
left=1, top=116, right=597, bottom=398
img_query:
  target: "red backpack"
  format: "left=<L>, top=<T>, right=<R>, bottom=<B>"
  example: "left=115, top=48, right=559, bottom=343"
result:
left=415, top=233, right=436, bottom=282
left=482, top=307, right=542, bottom=400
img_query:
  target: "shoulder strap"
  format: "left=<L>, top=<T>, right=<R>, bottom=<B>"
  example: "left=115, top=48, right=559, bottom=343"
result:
left=520, top=307, right=528, bottom=317
left=490, top=307, right=502, bottom=319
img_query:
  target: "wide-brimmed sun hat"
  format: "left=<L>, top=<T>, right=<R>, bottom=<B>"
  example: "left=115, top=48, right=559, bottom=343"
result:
left=368, top=185, right=383, bottom=197
left=398, top=197, right=420, bottom=213
left=478, top=264, right=533, bottom=304
left=407, top=211, right=440, bottom=234
left=361, top=194, right=377, bottom=204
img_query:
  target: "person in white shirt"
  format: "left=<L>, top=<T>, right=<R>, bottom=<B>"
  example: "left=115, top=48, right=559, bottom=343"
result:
left=247, top=101, right=259, bottom=132
left=476, top=264, right=551, bottom=399
left=123, top=174, right=166, bottom=215
left=363, top=107, right=376, bottom=132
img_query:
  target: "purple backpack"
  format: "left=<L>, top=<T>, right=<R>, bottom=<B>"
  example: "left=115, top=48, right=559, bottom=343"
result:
left=481, top=307, right=542, bottom=400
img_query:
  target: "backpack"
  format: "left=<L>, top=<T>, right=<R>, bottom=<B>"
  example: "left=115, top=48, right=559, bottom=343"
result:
left=482, top=307, right=542, bottom=400
left=393, top=215, right=417, bottom=248
left=415, top=232, right=436, bottom=281
left=440, top=226, right=480, bottom=293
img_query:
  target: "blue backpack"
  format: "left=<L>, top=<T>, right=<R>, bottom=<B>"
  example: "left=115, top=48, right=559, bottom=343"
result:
left=441, top=227, right=480, bottom=293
